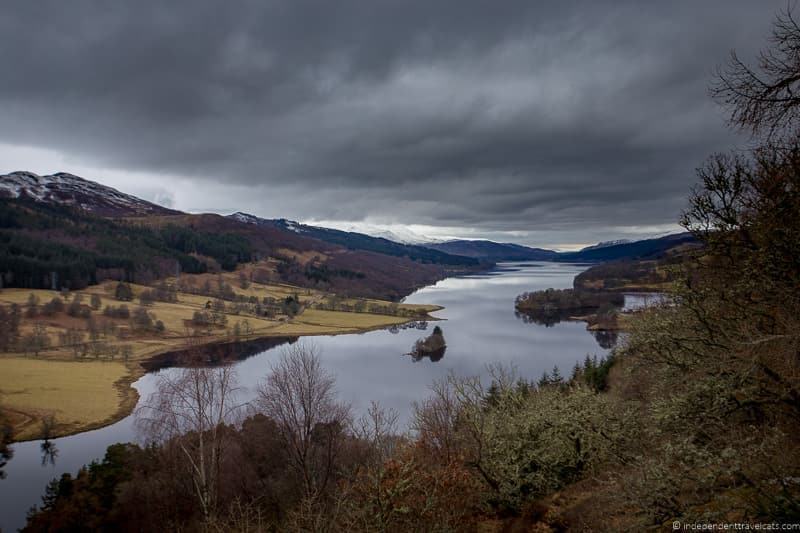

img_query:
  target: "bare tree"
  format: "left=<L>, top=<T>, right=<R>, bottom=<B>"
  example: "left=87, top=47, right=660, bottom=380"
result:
left=254, top=342, right=351, bottom=500
left=712, top=7, right=800, bottom=139
left=59, top=328, right=86, bottom=358
left=411, top=375, right=460, bottom=462
left=352, top=401, right=400, bottom=466
left=22, top=322, right=51, bottom=357
left=136, top=365, right=243, bottom=523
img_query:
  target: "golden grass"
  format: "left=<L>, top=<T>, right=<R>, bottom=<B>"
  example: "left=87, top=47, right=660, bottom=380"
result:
left=297, top=308, right=408, bottom=329
left=0, top=278, right=441, bottom=440
left=0, top=357, right=134, bottom=441
left=0, top=288, right=60, bottom=306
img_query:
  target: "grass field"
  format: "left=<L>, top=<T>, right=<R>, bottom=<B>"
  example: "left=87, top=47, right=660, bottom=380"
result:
left=0, top=358, right=135, bottom=441
left=0, top=274, right=441, bottom=441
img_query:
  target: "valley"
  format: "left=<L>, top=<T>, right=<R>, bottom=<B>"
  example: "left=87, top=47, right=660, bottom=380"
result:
left=0, top=273, right=440, bottom=441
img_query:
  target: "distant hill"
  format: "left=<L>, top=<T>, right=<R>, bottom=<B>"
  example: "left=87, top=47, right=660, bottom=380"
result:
left=425, top=240, right=559, bottom=261
left=556, top=232, right=698, bottom=262
left=580, top=239, right=632, bottom=251
left=0, top=171, right=181, bottom=217
left=229, top=213, right=480, bottom=267
left=573, top=239, right=701, bottom=292
left=0, top=171, right=698, bottom=299
left=0, top=172, right=483, bottom=299
left=421, top=233, right=698, bottom=265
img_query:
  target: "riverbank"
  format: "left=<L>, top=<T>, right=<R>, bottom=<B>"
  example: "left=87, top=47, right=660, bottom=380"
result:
left=0, top=280, right=443, bottom=442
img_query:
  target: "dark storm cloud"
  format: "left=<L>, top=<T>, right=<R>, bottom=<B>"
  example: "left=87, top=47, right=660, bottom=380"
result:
left=0, top=1, right=784, bottom=243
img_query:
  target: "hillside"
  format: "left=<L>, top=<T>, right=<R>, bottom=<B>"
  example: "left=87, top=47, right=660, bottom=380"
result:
left=0, top=171, right=180, bottom=217
left=230, top=213, right=480, bottom=267
left=423, top=234, right=697, bottom=264
left=0, top=172, right=481, bottom=300
left=572, top=237, right=701, bottom=292
left=426, top=239, right=559, bottom=261
left=557, top=232, right=698, bottom=262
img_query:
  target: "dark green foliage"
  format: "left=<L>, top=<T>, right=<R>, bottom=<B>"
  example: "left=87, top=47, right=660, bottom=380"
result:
left=574, top=354, right=616, bottom=392
left=276, top=257, right=366, bottom=287
left=515, top=288, right=623, bottom=326
left=281, top=295, right=301, bottom=317
left=158, top=225, right=253, bottom=271
left=23, top=443, right=145, bottom=532
left=0, top=200, right=210, bottom=290
left=303, top=263, right=365, bottom=283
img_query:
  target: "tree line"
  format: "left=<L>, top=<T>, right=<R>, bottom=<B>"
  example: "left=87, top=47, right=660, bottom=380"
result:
left=16, top=8, right=800, bottom=529
left=0, top=199, right=254, bottom=290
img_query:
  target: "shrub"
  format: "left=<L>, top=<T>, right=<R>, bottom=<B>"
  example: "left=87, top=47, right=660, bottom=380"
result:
left=115, top=282, right=133, bottom=302
left=103, top=305, right=130, bottom=319
left=41, top=297, right=65, bottom=316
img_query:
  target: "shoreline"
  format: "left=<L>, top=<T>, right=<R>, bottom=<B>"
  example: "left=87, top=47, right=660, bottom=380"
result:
left=6, top=308, right=444, bottom=444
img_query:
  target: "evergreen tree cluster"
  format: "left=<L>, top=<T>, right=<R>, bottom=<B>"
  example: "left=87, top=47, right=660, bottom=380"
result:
left=0, top=199, right=254, bottom=290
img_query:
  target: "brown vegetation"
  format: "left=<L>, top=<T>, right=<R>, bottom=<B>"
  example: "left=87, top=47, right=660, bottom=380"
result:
left=0, top=275, right=439, bottom=442
left=16, top=9, right=800, bottom=530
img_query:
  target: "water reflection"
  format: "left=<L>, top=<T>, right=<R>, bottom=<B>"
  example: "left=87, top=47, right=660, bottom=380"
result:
left=0, top=262, right=610, bottom=532
left=590, top=330, right=619, bottom=350
left=406, top=326, right=447, bottom=362
left=408, top=346, right=446, bottom=362
left=40, top=439, right=58, bottom=467
left=0, top=428, right=11, bottom=479
left=514, top=309, right=561, bottom=327
left=387, top=320, right=429, bottom=334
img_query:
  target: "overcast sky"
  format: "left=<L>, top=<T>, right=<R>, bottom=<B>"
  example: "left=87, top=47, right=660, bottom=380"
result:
left=0, top=1, right=783, bottom=249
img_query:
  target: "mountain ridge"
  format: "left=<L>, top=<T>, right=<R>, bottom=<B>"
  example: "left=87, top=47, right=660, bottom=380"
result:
left=0, top=171, right=695, bottom=271
left=0, top=171, right=180, bottom=217
left=425, top=239, right=559, bottom=261
left=228, top=212, right=480, bottom=267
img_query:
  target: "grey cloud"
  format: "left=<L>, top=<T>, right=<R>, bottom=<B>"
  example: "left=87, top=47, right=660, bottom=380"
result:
left=0, top=1, right=784, bottom=245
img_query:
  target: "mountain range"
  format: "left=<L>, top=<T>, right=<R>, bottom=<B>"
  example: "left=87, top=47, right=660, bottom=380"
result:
left=0, top=171, right=695, bottom=297
left=229, top=213, right=478, bottom=267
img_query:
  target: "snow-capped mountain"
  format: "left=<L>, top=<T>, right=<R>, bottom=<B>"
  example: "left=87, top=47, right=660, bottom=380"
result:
left=0, top=171, right=180, bottom=217
left=230, top=212, right=305, bottom=234
left=227, top=212, right=479, bottom=266
left=328, top=223, right=439, bottom=245
left=581, top=239, right=633, bottom=251
left=229, top=211, right=269, bottom=226
left=230, top=213, right=437, bottom=244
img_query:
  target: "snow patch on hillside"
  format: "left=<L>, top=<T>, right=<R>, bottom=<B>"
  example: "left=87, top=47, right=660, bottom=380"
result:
left=0, top=171, right=176, bottom=216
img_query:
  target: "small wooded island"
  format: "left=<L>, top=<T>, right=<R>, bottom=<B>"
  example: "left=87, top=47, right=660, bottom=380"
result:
left=514, top=288, right=624, bottom=328
left=408, top=325, right=447, bottom=361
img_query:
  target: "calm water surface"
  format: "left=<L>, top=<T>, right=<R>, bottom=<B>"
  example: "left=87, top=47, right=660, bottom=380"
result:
left=1, top=262, right=621, bottom=531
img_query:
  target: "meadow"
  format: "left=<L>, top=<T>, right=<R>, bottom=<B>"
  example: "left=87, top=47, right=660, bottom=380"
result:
left=0, top=271, right=440, bottom=441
